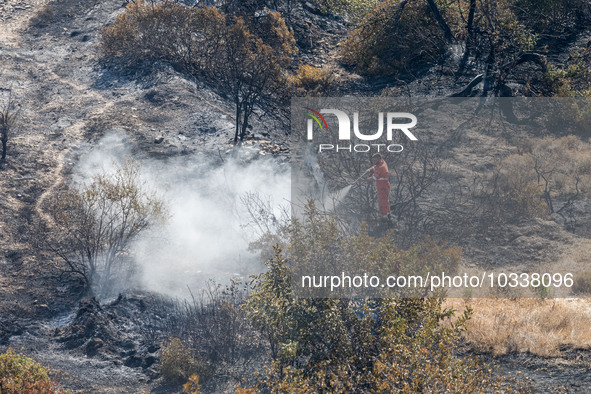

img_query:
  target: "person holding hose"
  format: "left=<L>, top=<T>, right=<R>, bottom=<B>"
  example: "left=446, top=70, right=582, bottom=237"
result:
left=366, top=153, right=391, bottom=220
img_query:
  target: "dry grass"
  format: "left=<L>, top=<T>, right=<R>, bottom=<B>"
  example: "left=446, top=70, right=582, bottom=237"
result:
left=446, top=298, right=591, bottom=356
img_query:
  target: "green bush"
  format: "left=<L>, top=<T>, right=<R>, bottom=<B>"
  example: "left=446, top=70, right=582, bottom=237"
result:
left=243, top=252, right=503, bottom=392
left=240, top=206, right=505, bottom=392
left=315, top=0, right=378, bottom=21
left=544, top=47, right=591, bottom=98
left=0, top=349, right=69, bottom=393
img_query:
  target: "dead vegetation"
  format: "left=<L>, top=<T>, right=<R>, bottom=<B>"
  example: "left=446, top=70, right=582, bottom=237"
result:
left=42, top=161, right=167, bottom=297
left=447, top=298, right=591, bottom=356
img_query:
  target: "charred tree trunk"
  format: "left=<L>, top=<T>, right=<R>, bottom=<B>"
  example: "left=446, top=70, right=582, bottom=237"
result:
left=426, top=0, right=454, bottom=43
left=482, top=38, right=496, bottom=97
left=501, top=52, right=547, bottom=75
left=234, top=100, right=242, bottom=146
left=239, top=108, right=249, bottom=147
left=0, top=129, right=6, bottom=167
left=458, top=0, right=476, bottom=74
left=386, top=0, right=410, bottom=40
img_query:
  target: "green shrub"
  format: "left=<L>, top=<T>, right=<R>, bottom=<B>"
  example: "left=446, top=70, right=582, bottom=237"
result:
left=242, top=252, right=503, bottom=392
left=315, top=0, right=378, bottom=21
left=0, top=349, right=68, bottom=393
left=240, top=206, right=506, bottom=392
left=544, top=50, right=591, bottom=98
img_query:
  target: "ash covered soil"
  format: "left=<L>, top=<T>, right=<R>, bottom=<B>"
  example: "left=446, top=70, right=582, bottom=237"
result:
left=1, top=0, right=591, bottom=392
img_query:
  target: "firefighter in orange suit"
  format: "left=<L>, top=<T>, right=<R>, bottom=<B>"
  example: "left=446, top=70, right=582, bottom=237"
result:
left=366, top=153, right=391, bottom=219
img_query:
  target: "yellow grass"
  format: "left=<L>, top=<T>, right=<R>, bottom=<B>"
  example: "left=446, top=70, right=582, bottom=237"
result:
left=445, top=298, right=591, bottom=356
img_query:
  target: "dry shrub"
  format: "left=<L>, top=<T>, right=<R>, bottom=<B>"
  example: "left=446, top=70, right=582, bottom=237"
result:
left=100, top=2, right=226, bottom=70
left=100, top=2, right=295, bottom=145
left=446, top=298, right=591, bottom=356
left=287, top=65, right=334, bottom=96
left=160, top=338, right=211, bottom=384
left=0, top=349, right=69, bottom=393
left=483, top=153, right=548, bottom=222
left=479, top=135, right=591, bottom=229
left=150, top=280, right=264, bottom=387
left=159, top=280, right=263, bottom=366
left=572, top=272, right=591, bottom=295
left=44, top=161, right=166, bottom=296
left=182, top=374, right=201, bottom=393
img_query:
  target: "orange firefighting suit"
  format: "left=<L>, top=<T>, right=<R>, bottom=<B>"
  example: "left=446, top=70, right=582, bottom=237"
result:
left=370, top=160, right=391, bottom=218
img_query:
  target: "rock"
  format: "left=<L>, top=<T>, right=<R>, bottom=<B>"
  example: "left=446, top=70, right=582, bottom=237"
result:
left=154, top=136, right=164, bottom=144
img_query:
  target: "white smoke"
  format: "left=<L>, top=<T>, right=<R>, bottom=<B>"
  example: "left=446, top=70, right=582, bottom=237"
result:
left=74, top=130, right=290, bottom=298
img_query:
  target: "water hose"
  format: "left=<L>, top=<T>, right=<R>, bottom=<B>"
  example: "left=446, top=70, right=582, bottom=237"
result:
left=351, top=170, right=370, bottom=186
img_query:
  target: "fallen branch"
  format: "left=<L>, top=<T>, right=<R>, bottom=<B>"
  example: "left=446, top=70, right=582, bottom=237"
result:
left=448, top=74, right=483, bottom=97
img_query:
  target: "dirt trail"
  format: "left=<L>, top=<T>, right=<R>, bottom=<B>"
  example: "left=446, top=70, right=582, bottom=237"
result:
left=2, top=0, right=116, bottom=228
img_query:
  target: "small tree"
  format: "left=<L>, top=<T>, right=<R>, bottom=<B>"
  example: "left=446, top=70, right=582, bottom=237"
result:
left=45, top=161, right=166, bottom=296
left=100, top=3, right=296, bottom=148
left=208, top=12, right=296, bottom=146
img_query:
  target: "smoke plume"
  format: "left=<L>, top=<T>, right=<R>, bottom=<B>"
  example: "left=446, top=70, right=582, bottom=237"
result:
left=74, top=131, right=290, bottom=298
